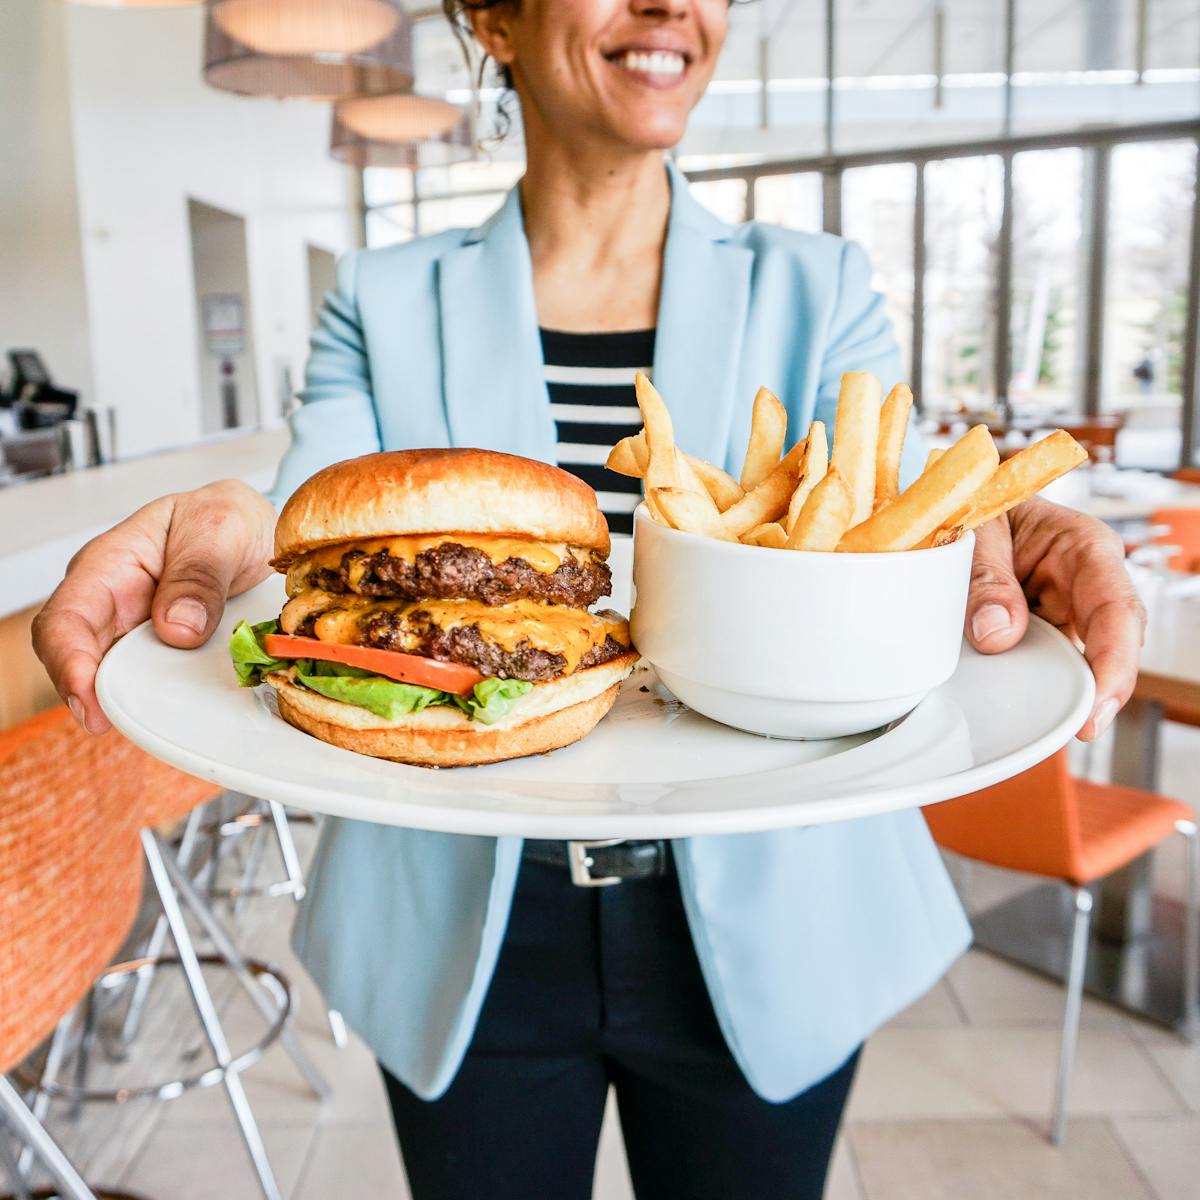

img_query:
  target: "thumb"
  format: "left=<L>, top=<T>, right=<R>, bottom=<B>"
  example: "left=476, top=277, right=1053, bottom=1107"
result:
left=965, top=516, right=1029, bottom=654
left=149, top=495, right=248, bottom=648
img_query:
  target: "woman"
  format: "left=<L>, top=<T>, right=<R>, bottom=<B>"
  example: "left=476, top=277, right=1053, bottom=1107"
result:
left=34, top=2, right=1143, bottom=1196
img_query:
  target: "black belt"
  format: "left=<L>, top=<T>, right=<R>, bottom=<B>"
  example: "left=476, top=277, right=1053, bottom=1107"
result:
left=523, top=839, right=673, bottom=887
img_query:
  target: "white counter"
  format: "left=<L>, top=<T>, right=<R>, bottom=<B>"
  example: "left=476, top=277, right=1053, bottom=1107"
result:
left=0, top=427, right=290, bottom=619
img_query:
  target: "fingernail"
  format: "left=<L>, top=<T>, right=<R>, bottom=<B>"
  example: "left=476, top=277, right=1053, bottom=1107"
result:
left=165, top=598, right=207, bottom=634
left=67, top=695, right=87, bottom=729
left=971, top=603, right=1012, bottom=644
left=1092, top=697, right=1119, bottom=738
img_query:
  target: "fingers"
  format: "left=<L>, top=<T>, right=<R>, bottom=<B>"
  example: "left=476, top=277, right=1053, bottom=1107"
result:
left=31, top=601, right=116, bottom=734
left=149, top=482, right=273, bottom=649
left=1076, top=598, right=1145, bottom=740
left=965, top=515, right=1030, bottom=654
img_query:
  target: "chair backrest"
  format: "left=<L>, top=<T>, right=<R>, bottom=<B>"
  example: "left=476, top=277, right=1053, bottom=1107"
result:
left=1172, top=468, right=1200, bottom=485
left=1150, top=507, right=1200, bottom=574
left=0, top=708, right=145, bottom=1070
left=1061, top=420, right=1121, bottom=464
left=923, top=749, right=1082, bottom=880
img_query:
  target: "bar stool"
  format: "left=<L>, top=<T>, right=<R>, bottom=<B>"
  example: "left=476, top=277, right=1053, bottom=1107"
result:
left=925, top=748, right=1199, bottom=1144
left=0, top=708, right=145, bottom=1200
left=15, top=728, right=330, bottom=1200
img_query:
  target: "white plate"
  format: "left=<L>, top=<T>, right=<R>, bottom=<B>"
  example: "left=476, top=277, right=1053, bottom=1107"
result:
left=97, top=576, right=1094, bottom=839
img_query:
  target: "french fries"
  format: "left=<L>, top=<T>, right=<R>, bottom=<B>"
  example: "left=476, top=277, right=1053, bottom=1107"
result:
left=941, top=429, right=1089, bottom=535
left=784, top=422, right=828, bottom=535
left=651, top=487, right=736, bottom=541
left=718, top=438, right=808, bottom=538
left=787, top=470, right=854, bottom=551
left=830, top=372, right=883, bottom=526
left=740, top=387, right=787, bottom=491
left=837, top=425, right=998, bottom=553
left=743, top=522, right=788, bottom=549
left=606, top=431, right=745, bottom=510
left=634, top=372, right=678, bottom=523
left=875, top=384, right=913, bottom=506
left=618, top=370, right=1088, bottom=556
left=923, top=447, right=944, bottom=473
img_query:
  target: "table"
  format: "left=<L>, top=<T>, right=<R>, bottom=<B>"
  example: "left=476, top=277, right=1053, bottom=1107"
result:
left=974, top=584, right=1200, bottom=1030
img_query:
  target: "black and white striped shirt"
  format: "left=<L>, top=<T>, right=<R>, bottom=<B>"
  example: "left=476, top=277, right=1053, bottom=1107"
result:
left=541, top=327, right=655, bottom=536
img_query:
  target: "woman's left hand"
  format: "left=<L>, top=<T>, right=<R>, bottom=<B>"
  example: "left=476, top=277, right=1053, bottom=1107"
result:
left=962, top=497, right=1146, bottom=742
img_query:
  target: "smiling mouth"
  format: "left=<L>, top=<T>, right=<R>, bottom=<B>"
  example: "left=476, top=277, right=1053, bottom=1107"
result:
left=606, top=49, right=690, bottom=82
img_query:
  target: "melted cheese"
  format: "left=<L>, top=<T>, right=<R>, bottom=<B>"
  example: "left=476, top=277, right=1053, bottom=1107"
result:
left=287, top=535, right=591, bottom=596
left=279, top=591, right=629, bottom=674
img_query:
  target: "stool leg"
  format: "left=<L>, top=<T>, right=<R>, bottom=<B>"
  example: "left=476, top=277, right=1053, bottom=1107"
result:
left=152, top=832, right=331, bottom=1102
left=118, top=804, right=207, bottom=1047
left=16, top=1010, right=75, bottom=1178
left=1177, top=819, right=1200, bottom=1041
left=0, top=1109, right=34, bottom=1200
left=141, top=831, right=284, bottom=1200
left=267, top=802, right=347, bottom=1049
left=0, top=1076, right=95, bottom=1200
left=233, top=807, right=271, bottom=918
left=1052, top=886, right=1093, bottom=1145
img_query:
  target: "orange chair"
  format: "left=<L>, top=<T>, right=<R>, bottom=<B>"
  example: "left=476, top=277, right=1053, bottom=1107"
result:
left=1149, top=507, right=1200, bottom=574
left=21, top=743, right=330, bottom=1200
left=0, top=708, right=145, bottom=1200
left=925, top=749, right=1199, bottom=1144
left=1172, top=468, right=1200, bottom=485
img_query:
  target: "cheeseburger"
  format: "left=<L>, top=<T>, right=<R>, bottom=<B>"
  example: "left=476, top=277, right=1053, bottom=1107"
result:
left=230, top=449, right=638, bottom=766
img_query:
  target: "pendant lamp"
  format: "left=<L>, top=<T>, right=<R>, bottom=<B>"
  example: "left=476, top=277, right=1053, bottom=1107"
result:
left=210, top=0, right=400, bottom=56
left=204, top=0, right=413, bottom=100
left=331, top=101, right=473, bottom=169
left=67, top=1, right=201, bottom=7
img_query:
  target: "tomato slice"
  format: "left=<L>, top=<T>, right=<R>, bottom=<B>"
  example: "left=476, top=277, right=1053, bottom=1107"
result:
left=263, top=634, right=483, bottom=695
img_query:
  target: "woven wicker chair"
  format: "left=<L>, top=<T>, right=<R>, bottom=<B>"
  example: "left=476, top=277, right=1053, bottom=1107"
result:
left=20, top=743, right=331, bottom=1200
left=0, top=708, right=144, bottom=1200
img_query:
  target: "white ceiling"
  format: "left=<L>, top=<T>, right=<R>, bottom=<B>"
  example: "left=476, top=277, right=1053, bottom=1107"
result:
left=407, top=1, right=1200, bottom=95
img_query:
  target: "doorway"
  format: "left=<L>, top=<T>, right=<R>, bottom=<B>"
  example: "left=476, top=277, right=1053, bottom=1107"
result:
left=188, top=199, right=259, bottom=433
left=307, top=244, right=338, bottom=331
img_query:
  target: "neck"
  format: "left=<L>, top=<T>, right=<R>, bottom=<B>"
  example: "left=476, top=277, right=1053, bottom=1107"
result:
left=519, top=134, right=672, bottom=272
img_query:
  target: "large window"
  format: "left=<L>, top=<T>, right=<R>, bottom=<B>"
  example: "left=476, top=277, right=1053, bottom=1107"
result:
left=1105, top=140, right=1197, bottom=419
left=753, top=173, right=822, bottom=233
left=842, top=163, right=917, bottom=380
left=1009, top=148, right=1084, bottom=415
left=922, top=155, right=1005, bottom=413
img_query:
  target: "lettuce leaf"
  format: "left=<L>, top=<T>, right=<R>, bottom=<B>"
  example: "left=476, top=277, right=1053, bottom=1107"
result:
left=230, top=619, right=534, bottom=724
left=294, top=663, right=447, bottom=722
left=452, top=676, right=534, bottom=725
left=229, top=620, right=288, bottom=687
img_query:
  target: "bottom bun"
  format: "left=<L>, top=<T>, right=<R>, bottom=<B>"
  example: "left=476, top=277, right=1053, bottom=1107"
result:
left=266, top=654, right=637, bottom=767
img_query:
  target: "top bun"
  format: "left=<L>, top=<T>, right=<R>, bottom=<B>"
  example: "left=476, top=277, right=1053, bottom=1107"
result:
left=273, top=449, right=611, bottom=566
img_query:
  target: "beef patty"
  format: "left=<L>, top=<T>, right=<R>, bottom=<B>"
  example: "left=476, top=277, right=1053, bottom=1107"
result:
left=305, top=543, right=611, bottom=608
left=354, top=608, right=630, bottom=683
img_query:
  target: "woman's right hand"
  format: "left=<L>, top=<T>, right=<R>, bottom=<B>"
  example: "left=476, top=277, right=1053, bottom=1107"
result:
left=32, top=480, right=276, bottom=734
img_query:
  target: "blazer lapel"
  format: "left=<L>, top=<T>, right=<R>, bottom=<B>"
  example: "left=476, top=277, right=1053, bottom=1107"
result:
left=437, top=188, right=558, bottom=463
left=654, top=162, right=755, bottom=468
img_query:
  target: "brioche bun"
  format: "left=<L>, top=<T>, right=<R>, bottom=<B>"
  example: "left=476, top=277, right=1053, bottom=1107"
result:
left=266, top=653, right=637, bottom=767
left=273, top=449, right=611, bottom=567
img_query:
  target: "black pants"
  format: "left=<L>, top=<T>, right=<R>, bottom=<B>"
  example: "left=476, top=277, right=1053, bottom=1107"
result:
left=382, top=853, right=859, bottom=1200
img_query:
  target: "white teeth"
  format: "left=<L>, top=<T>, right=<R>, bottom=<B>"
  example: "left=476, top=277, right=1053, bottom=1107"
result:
left=619, top=49, right=685, bottom=78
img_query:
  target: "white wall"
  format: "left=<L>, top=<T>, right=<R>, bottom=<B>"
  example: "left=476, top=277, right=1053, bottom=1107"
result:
left=62, top=6, right=358, bottom=457
left=0, top=1, right=93, bottom=405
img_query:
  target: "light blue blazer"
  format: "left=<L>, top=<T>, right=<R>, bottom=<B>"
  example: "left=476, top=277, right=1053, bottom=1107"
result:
left=276, top=161, right=971, bottom=1103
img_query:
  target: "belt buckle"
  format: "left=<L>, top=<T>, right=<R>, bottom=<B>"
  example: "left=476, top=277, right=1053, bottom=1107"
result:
left=567, top=839, right=626, bottom=888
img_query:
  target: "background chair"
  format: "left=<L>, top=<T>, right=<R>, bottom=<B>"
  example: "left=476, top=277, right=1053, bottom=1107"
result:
left=924, top=748, right=1198, bottom=1144
left=22, top=744, right=330, bottom=1200
left=0, top=708, right=145, bottom=1200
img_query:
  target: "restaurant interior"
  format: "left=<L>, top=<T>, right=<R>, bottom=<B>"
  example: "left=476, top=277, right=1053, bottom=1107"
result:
left=2, top=1, right=1200, bottom=1197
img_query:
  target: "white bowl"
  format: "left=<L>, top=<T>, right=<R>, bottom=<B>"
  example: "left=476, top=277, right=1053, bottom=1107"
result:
left=630, top=506, right=975, bottom=739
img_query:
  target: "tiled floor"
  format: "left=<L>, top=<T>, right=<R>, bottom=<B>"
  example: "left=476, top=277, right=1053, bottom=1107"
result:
left=13, top=720, right=1200, bottom=1199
